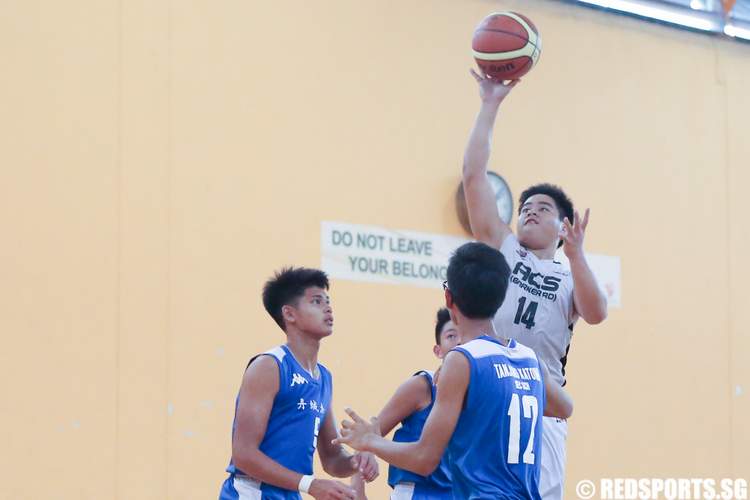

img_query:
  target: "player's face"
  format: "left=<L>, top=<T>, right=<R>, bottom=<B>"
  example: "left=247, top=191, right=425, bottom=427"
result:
left=435, top=321, right=459, bottom=359
left=516, top=194, right=563, bottom=250
left=291, top=287, right=333, bottom=339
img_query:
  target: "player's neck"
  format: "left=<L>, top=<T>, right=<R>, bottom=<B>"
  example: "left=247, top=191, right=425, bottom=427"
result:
left=529, top=245, right=557, bottom=261
left=456, top=317, right=500, bottom=344
left=284, top=331, right=321, bottom=375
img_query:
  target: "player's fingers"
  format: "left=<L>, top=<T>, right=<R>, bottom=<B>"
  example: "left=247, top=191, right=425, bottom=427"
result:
left=344, top=407, right=365, bottom=423
left=581, top=208, right=590, bottom=231
left=359, top=456, right=374, bottom=477
left=562, top=217, right=573, bottom=234
left=341, top=419, right=354, bottom=429
left=470, top=68, right=483, bottom=82
left=350, top=454, right=361, bottom=469
left=337, top=484, right=357, bottom=499
left=364, top=464, right=379, bottom=482
left=507, top=78, right=521, bottom=87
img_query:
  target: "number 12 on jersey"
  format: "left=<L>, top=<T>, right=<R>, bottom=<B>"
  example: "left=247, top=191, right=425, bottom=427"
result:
left=506, top=393, right=538, bottom=465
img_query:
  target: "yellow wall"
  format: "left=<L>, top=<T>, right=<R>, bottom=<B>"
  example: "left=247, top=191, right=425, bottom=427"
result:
left=1, top=0, right=748, bottom=498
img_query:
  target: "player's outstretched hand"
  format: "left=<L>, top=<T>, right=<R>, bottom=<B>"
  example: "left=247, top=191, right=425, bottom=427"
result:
left=350, top=452, right=379, bottom=482
left=308, top=478, right=357, bottom=500
left=332, top=408, right=379, bottom=452
left=561, top=208, right=590, bottom=259
left=470, top=68, right=520, bottom=105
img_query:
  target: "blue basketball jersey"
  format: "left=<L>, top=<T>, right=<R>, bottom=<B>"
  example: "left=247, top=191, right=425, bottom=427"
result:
left=448, top=336, right=545, bottom=500
left=388, top=371, right=452, bottom=497
left=221, top=344, right=333, bottom=500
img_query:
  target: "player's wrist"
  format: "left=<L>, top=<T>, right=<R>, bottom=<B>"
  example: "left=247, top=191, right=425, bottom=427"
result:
left=480, top=97, right=504, bottom=108
left=565, top=246, right=586, bottom=261
left=298, top=475, right=315, bottom=494
left=361, top=433, right=380, bottom=453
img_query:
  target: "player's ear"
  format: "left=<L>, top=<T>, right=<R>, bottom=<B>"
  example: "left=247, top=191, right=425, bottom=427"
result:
left=444, top=289, right=453, bottom=308
left=433, top=344, right=442, bottom=359
left=281, top=304, right=296, bottom=325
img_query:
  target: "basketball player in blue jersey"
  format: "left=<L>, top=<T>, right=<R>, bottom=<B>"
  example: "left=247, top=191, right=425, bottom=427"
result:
left=219, top=267, right=378, bottom=500
left=462, top=70, right=608, bottom=500
left=334, top=242, right=574, bottom=499
left=376, top=308, right=459, bottom=499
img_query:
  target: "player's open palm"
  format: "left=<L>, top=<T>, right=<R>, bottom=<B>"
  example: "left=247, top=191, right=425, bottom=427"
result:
left=561, top=209, right=590, bottom=259
left=333, top=408, right=379, bottom=452
left=470, top=68, right=519, bottom=104
left=308, top=478, right=357, bottom=500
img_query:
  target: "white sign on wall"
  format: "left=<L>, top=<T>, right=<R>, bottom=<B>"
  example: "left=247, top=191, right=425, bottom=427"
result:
left=321, top=221, right=468, bottom=289
left=556, top=252, right=622, bottom=308
left=321, top=221, right=622, bottom=308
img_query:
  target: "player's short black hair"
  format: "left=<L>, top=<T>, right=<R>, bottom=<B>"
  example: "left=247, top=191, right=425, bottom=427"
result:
left=434, top=308, right=451, bottom=345
left=518, top=183, right=574, bottom=248
left=262, top=267, right=329, bottom=330
left=446, top=242, right=510, bottom=319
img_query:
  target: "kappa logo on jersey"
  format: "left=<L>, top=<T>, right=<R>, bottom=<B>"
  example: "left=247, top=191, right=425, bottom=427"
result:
left=511, top=262, right=561, bottom=301
left=291, top=373, right=308, bottom=387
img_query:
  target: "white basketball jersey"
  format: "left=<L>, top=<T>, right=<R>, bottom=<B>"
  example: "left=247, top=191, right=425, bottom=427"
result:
left=493, top=234, right=578, bottom=387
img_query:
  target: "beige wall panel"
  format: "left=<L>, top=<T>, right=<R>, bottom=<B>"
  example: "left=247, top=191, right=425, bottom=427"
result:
left=722, top=39, right=750, bottom=478
left=0, top=1, right=120, bottom=498
left=117, top=0, right=171, bottom=498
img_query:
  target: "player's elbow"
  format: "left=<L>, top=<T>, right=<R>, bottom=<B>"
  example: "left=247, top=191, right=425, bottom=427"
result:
left=413, top=450, right=441, bottom=477
left=545, top=398, right=574, bottom=420
left=231, top=449, right=259, bottom=477
left=584, top=307, right=607, bottom=325
left=320, top=455, right=350, bottom=478
left=462, top=170, right=485, bottom=188
left=558, top=400, right=574, bottom=420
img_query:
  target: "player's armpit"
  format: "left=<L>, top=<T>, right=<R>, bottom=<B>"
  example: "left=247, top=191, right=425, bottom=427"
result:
left=376, top=374, right=432, bottom=437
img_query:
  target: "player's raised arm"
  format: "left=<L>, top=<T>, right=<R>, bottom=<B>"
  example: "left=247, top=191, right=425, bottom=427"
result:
left=375, top=374, right=432, bottom=437
left=561, top=208, right=608, bottom=325
left=462, top=70, right=518, bottom=248
left=540, top=360, right=574, bottom=419
left=233, top=357, right=357, bottom=499
left=334, top=351, right=469, bottom=477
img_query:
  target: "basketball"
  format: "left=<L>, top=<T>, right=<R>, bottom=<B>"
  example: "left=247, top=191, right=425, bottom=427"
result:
left=472, top=12, right=542, bottom=80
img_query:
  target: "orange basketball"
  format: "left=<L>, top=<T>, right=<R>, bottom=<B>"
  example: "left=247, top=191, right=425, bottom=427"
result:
left=472, top=12, right=542, bottom=80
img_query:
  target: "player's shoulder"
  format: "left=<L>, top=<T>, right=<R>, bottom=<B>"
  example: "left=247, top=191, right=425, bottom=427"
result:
left=456, top=336, right=506, bottom=359
left=264, top=344, right=287, bottom=360
left=507, top=339, right=538, bottom=361
left=243, top=345, right=287, bottom=380
left=499, top=232, right=526, bottom=262
left=457, top=337, right=538, bottom=363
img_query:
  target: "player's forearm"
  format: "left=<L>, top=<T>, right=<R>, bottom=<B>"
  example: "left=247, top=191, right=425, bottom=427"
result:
left=320, top=449, right=357, bottom=478
left=362, top=435, right=439, bottom=477
left=232, top=449, right=303, bottom=491
left=569, top=251, right=608, bottom=324
left=463, top=101, right=501, bottom=180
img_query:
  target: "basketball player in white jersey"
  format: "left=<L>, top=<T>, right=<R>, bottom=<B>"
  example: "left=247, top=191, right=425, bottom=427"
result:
left=462, top=69, right=608, bottom=500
